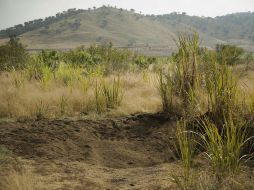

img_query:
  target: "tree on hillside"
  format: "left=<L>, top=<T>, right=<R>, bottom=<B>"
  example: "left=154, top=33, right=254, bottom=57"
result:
left=0, top=36, right=28, bottom=70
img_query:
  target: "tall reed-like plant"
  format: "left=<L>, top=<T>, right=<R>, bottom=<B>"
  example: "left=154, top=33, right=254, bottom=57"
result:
left=171, top=118, right=196, bottom=190
left=158, top=70, right=173, bottom=112
left=158, top=32, right=201, bottom=114
left=40, top=65, right=53, bottom=88
left=102, top=77, right=123, bottom=109
left=198, top=114, right=252, bottom=176
left=174, top=32, right=200, bottom=105
left=94, top=80, right=104, bottom=113
left=204, top=54, right=238, bottom=124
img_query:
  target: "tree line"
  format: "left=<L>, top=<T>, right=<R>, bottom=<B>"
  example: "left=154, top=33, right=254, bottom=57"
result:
left=0, top=8, right=84, bottom=38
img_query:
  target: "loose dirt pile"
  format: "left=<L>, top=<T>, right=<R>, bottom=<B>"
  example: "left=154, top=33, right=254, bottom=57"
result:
left=0, top=113, right=182, bottom=190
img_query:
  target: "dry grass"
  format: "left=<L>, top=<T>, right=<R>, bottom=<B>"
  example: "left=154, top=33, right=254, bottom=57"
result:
left=0, top=169, right=43, bottom=190
left=0, top=34, right=253, bottom=190
left=0, top=71, right=160, bottom=119
left=119, top=72, right=161, bottom=114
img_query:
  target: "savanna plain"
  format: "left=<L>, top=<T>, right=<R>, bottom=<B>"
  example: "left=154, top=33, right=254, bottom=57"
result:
left=0, top=32, right=254, bottom=190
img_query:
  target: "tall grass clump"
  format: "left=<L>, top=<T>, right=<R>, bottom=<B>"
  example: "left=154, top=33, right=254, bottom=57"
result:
left=55, top=63, right=82, bottom=87
left=171, top=119, right=197, bottom=190
left=10, top=69, right=25, bottom=88
left=80, top=77, right=91, bottom=93
left=174, top=32, right=200, bottom=103
left=198, top=114, right=252, bottom=176
left=102, top=77, right=123, bottom=109
left=158, top=70, right=173, bottom=112
left=158, top=32, right=201, bottom=114
left=171, top=118, right=198, bottom=190
left=204, top=53, right=239, bottom=124
left=24, top=55, right=44, bottom=80
left=59, top=95, right=69, bottom=115
left=0, top=169, right=42, bottom=190
left=35, top=100, right=49, bottom=119
left=40, top=65, right=53, bottom=88
left=94, top=80, right=104, bottom=113
left=94, top=77, right=123, bottom=113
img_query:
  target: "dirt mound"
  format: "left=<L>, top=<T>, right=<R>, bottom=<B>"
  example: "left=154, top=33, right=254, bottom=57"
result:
left=0, top=113, right=178, bottom=168
left=1, top=113, right=253, bottom=189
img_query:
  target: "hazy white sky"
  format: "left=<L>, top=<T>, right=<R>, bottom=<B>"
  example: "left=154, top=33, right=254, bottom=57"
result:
left=0, top=0, right=253, bottom=29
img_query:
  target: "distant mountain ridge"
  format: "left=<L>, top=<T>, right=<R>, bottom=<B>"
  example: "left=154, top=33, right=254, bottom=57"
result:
left=0, top=6, right=253, bottom=55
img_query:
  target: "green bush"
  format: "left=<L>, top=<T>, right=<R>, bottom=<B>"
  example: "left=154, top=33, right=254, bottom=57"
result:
left=62, top=43, right=133, bottom=73
left=63, top=46, right=94, bottom=66
left=0, top=36, right=28, bottom=71
left=134, top=55, right=156, bottom=70
left=216, top=44, right=244, bottom=65
left=39, top=50, right=59, bottom=68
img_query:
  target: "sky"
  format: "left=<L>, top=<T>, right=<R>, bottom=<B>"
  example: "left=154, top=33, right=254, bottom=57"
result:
left=0, top=0, right=253, bottom=29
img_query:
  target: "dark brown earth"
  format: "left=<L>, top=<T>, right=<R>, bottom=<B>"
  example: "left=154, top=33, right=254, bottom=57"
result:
left=0, top=113, right=183, bottom=190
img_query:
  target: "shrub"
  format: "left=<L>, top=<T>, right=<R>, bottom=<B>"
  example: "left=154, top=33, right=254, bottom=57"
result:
left=0, top=36, right=28, bottom=71
left=134, top=55, right=150, bottom=69
left=39, top=49, right=59, bottom=68
left=63, top=47, right=93, bottom=66
left=216, top=44, right=244, bottom=65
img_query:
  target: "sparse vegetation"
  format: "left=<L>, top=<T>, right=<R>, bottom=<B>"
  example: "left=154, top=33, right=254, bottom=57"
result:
left=199, top=115, right=250, bottom=175
left=171, top=119, right=196, bottom=190
left=102, top=77, right=123, bottom=109
left=1, top=7, right=253, bottom=56
left=158, top=32, right=202, bottom=116
left=0, top=169, right=42, bottom=190
left=216, top=44, right=244, bottom=65
left=157, top=32, right=254, bottom=189
left=0, top=36, right=28, bottom=71
left=0, top=31, right=253, bottom=190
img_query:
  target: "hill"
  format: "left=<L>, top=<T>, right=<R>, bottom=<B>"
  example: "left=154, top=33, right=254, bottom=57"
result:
left=0, top=6, right=254, bottom=55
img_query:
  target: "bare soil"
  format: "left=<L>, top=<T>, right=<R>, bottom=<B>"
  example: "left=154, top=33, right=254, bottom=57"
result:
left=0, top=113, right=183, bottom=189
